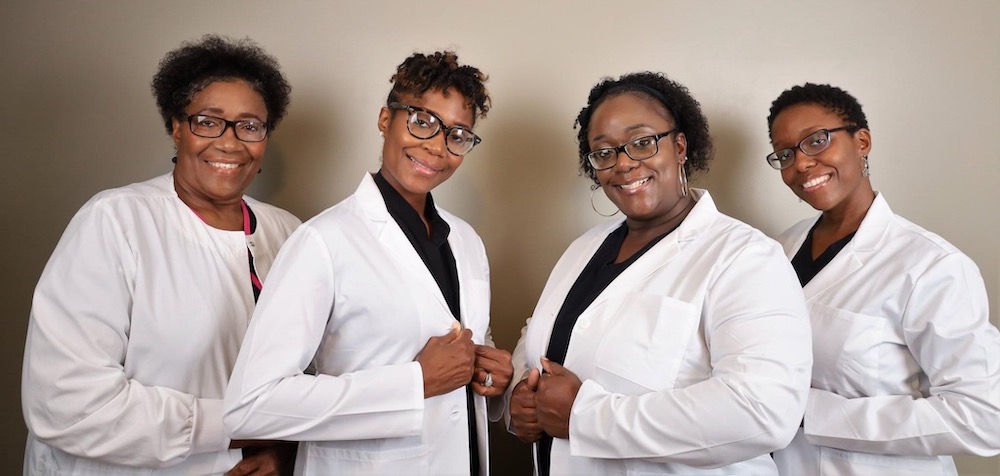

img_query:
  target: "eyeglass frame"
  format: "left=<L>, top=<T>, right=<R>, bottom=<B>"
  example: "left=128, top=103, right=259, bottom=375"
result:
left=387, top=102, right=482, bottom=156
left=584, top=129, right=679, bottom=171
left=181, top=114, right=270, bottom=143
left=766, top=125, right=859, bottom=170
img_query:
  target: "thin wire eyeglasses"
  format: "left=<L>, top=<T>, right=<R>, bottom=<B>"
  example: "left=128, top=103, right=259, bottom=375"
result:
left=388, top=102, right=482, bottom=156
left=766, top=125, right=859, bottom=170
left=585, top=129, right=678, bottom=171
left=184, top=114, right=269, bottom=142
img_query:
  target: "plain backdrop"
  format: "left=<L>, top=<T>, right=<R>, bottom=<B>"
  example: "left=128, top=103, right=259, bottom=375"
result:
left=2, top=1, right=997, bottom=474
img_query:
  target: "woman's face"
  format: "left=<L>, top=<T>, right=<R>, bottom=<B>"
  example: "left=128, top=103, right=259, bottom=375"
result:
left=770, top=103, right=872, bottom=213
left=377, top=88, right=474, bottom=208
left=171, top=80, right=268, bottom=207
left=589, top=93, right=687, bottom=223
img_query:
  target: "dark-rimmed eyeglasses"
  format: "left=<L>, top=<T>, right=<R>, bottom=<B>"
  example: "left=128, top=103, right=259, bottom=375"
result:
left=183, top=114, right=269, bottom=142
left=584, top=129, right=678, bottom=171
left=388, top=102, right=482, bottom=156
left=766, top=125, right=858, bottom=170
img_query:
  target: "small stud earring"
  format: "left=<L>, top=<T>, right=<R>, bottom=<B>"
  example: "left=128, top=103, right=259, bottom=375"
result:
left=379, top=131, right=384, bottom=137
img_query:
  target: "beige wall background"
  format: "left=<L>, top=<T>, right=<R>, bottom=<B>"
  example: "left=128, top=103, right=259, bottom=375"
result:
left=2, top=1, right=997, bottom=474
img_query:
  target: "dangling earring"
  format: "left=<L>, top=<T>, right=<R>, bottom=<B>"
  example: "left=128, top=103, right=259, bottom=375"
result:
left=171, top=156, right=177, bottom=164
left=862, top=155, right=871, bottom=177
left=590, top=184, right=620, bottom=217
left=678, top=159, right=689, bottom=197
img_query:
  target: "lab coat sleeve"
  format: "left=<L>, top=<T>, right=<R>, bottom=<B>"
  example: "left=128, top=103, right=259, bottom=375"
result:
left=804, top=253, right=1000, bottom=456
left=569, top=242, right=812, bottom=468
left=223, top=225, right=425, bottom=441
left=21, top=201, right=228, bottom=468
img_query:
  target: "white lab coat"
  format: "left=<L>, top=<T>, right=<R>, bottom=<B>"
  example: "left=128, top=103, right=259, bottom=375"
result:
left=22, top=173, right=301, bottom=475
left=223, top=173, right=498, bottom=476
left=508, top=189, right=812, bottom=475
left=771, top=193, right=1000, bottom=475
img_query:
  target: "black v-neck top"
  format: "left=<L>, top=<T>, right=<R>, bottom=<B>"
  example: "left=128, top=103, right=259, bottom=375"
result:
left=790, top=219, right=857, bottom=287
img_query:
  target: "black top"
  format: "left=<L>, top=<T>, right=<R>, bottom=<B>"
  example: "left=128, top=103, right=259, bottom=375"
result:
left=372, top=171, right=478, bottom=476
left=790, top=219, right=856, bottom=287
left=538, top=221, right=671, bottom=476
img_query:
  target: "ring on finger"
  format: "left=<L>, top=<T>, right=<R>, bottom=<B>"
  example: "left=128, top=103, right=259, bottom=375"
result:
left=484, top=372, right=493, bottom=387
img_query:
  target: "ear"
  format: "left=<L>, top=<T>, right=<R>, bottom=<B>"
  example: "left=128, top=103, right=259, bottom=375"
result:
left=377, top=107, right=391, bottom=135
left=673, top=131, right=688, bottom=162
left=855, top=128, right=872, bottom=157
left=170, top=117, right=183, bottom=147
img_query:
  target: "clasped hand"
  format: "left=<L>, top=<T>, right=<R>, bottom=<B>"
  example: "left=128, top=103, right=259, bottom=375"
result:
left=509, top=357, right=582, bottom=441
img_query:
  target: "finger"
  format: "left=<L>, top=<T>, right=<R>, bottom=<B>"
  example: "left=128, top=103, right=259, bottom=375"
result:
left=444, top=322, right=463, bottom=341
left=458, top=328, right=474, bottom=342
left=540, top=357, right=567, bottom=376
left=526, top=368, right=541, bottom=390
left=470, top=382, right=502, bottom=397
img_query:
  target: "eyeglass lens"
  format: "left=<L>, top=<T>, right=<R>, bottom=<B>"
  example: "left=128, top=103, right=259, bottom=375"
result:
left=402, top=108, right=479, bottom=156
left=188, top=115, right=268, bottom=142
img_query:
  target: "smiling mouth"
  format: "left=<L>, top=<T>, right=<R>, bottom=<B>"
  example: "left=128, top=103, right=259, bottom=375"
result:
left=618, top=177, right=651, bottom=190
left=207, top=161, right=241, bottom=170
left=802, top=175, right=829, bottom=190
left=408, top=155, right=441, bottom=173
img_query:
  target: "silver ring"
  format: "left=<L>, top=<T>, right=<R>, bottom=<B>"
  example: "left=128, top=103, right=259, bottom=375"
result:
left=484, top=372, right=493, bottom=387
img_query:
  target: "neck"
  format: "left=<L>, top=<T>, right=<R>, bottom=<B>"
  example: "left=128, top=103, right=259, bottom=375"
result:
left=818, top=185, right=876, bottom=238
left=174, top=178, right=244, bottom=231
left=625, top=194, right=696, bottom=241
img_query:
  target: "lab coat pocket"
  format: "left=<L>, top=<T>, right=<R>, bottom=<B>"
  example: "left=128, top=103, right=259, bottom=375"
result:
left=818, top=446, right=950, bottom=475
left=305, top=438, right=430, bottom=474
left=593, top=293, right=698, bottom=394
left=809, top=303, right=891, bottom=398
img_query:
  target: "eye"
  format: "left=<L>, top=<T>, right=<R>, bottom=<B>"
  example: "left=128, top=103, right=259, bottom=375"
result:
left=592, top=149, right=615, bottom=160
left=239, top=121, right=264, bottom=132
left=196, top=116, right=221, bottom=128
left=446, top=128, right=469, bottom=143
left=411, top=111, right=437, bottom=129
left=632, top=136, right=655, bottom=149
left=807, top=132, right=829, bottom=147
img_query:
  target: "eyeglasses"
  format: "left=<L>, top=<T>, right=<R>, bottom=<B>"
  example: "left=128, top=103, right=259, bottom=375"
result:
left=766, top=125, right=858, bottom=170
left=388, top=102, right=482, bottom=156
left=584, top=129, right=678, bottom=171
left=183, top=114, right=269, bottom=142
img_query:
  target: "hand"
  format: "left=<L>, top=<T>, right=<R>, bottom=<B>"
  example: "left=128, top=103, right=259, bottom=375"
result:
left=509, top=369, right=544, bottom=443
left=471, top=345, right=513, bottom=397
left=535, top=357, right=582, bottom=439
left=225, top=441, right=297, bottom=476
left=416, top=324, right=475, bottom=398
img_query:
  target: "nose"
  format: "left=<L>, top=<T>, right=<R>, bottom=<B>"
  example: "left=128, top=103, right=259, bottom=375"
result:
left=792, top=148, right=816, bottom=172
left=214, top=124, right=242, bottom=150
left=611, top=149, right=639, bottom=172
left=422, top=129, right=448, bottom=157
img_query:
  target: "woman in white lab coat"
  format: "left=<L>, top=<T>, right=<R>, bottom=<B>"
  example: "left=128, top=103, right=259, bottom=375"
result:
left=21, top=35, right=301, bottom=475
left=765, top=83, right=1000, bottom=475
left=223, top=51, right=513, bottom=476
left=505, top=72, right=813, bottom=475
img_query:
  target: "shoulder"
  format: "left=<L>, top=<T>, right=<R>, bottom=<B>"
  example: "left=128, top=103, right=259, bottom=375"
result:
left=243, top=196, right=301, bottom=231
left=74, top=174, right=175, bottom=223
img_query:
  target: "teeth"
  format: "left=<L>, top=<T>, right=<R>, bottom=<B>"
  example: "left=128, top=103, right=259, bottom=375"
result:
left=619, top=178, right=650, bottom=190
left=803, top=176, right=828, bottom=189
left=409, top=156, right=437, bottom=173
left=209, top=162, right=239, bottom=170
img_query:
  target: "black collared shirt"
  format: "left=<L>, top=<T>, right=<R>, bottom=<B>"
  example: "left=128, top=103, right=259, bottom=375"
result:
left=372, top=171, right=478, bottom=476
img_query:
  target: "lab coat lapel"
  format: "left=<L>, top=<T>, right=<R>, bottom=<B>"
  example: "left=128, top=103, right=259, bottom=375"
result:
left=802, top=193, right=889, bottom=301
left=588, top=189, right=714, bottom=309
left=354, top=174, right=452, bottom=317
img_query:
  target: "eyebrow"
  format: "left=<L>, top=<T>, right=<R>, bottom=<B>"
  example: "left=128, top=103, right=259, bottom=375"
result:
left=194, top=107, right=267, bottom=122
left=591, top=123, right=661, bottom=144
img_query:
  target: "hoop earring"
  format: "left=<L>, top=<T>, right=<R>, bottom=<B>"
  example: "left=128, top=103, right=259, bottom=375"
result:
left=862, top=155, right=871, bottom=177
left=590, top=185, right=620, bottom=217
left=678, top=160, right=689, bottom=197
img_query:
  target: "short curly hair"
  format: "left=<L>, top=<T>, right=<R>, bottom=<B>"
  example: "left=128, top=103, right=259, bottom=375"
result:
left=387, top=51, right=490, bottom=121
left=767, top=83, right=869, bottom=138
left=151, top=34, right=291, bottom=134
left=574, top=72, right=713, bottom=185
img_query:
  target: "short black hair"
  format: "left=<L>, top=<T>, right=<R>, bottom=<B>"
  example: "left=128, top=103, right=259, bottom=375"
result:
left=574, top=71, right=713, bottom=185
left=387, top=51, right=490, bottom=121
left=151, top=34, right=291, bottom=133
left=767, top=83, right=869, bottom=137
